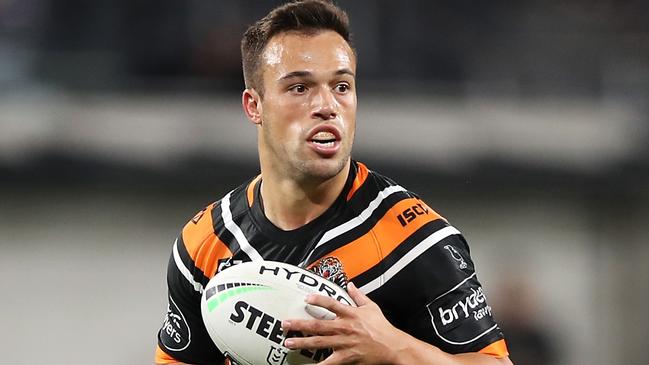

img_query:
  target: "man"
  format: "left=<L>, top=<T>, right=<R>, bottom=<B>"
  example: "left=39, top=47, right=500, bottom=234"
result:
left=156, top=1, right=512, bottom=364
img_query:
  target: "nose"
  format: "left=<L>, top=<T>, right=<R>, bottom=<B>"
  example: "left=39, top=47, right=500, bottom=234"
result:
left=311, top=87, right=338, bottom=120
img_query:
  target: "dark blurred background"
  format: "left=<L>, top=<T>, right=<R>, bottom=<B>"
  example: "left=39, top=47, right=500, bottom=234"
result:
left=1, top=1, right=647, bottom=364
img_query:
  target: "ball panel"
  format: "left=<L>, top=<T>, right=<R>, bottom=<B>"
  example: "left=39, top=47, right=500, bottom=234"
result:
left=201, top=261, right=356, bottom=365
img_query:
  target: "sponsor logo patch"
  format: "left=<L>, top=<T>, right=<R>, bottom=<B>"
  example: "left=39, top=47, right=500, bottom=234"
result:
left=426, top=275, right=498, bottom=345
left=435, top=286, right=490, bottom=326
left=160, top=295, right=191, bottom=351
left=396, top=201, right=431, bottom=227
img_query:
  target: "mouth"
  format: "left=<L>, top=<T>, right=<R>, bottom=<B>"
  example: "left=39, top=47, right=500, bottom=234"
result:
left=306, top=125, right=342, bottom=156
left=309, top=131, right=338, bottom=147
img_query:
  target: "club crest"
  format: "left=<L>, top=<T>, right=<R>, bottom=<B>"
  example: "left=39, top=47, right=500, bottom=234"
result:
left=309, top=256, right=348, bottom=289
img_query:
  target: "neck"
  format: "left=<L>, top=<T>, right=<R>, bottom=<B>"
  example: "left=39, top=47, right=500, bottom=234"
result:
left=260, top=160, right=351, bottom=231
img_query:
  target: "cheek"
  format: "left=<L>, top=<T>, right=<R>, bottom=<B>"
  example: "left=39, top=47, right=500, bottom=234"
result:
left=286, top=122, right=307, bottom=143
left=263, top=110, right=305, bottom=143
left=341, top=98, right=357, bottom=127
left=266, top=101, right=309, bottom=137
left=338, top=92, right=357, bottom=111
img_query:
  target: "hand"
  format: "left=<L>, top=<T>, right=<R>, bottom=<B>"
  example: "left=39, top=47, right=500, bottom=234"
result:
left=281, top=282, right=411, bottom=365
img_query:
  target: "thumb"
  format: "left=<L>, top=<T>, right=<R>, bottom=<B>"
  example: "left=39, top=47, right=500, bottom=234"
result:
left=347, top=281, right=372, bottom=306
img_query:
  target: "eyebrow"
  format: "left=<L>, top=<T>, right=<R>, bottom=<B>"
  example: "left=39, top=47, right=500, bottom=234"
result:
left=278, top=68, right=355, bottom=82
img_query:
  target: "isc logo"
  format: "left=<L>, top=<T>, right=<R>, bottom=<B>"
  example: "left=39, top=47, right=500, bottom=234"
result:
left=396, top=202, right=430, bottom=227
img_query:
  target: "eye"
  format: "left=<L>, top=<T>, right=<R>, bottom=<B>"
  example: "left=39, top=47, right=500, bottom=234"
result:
left=334, top=83, right=351, bottom=93
left=289, top=84, right=307, bottom=94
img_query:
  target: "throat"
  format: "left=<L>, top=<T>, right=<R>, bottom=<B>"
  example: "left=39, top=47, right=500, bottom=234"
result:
left=259, top=174, right=347, bottom=231
left=260, top=183, right=331, bottom=231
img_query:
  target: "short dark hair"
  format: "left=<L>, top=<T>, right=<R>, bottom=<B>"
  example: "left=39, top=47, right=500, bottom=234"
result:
left=241, top=0, right=354, bottom=96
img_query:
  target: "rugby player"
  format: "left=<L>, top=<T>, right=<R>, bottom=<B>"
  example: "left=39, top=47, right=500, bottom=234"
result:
left=156, top=1, right=512, bottom=364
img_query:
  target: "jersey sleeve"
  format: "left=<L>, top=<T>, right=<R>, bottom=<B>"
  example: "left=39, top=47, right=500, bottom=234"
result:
left=410, top=232, right=506, bottom=355
left=372, top=215, right=508, bottom=357
left=155, top=237, right=225, bottom=365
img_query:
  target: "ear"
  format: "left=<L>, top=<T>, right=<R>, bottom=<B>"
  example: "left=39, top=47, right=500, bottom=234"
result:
left=242, top=88, right=262, bottom=125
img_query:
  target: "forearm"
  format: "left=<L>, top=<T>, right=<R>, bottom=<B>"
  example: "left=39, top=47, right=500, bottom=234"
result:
left=392, top=330, right=512, bottom=365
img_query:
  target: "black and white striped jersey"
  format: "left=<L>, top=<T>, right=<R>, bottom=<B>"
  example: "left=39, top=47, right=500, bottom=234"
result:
left=156, top=161, right=508, bottom=364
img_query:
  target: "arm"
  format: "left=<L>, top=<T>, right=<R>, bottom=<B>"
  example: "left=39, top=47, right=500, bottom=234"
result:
left=282, top=282, right=513, bottom=365
left=154, top=230, right=227, bottom=365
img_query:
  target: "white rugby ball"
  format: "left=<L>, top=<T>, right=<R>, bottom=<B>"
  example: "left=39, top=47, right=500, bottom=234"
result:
left=200, top=260, right=356, bottom=365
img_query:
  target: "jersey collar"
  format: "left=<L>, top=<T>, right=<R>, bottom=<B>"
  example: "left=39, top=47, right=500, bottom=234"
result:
left=249, top=161, right=358, bottom=245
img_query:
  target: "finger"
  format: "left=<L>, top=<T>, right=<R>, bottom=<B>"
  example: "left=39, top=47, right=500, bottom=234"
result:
left=305, top=293, right=355, bottom=317
left=282, top=318, right=339, bottom=336
left=284, top=334, right=346, bottom=351
left=305, top=303, right=337, bottom=320
left=347, top=281, right=372, bottom=306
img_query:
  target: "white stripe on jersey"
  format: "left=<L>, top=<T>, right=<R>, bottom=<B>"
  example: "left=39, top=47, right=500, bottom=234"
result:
left=359, top=226, right=461, bottom=294
left=433, top=321, right=499, bottom=346
left=173, top=238, right=204, bottom=293
left=300, top=184, right=408, bottom=266
left=222, top=191, right=263, bottom=261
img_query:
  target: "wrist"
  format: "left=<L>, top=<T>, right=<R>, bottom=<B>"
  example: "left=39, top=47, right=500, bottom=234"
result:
left=389, top=330, right=447, bottom=365
left=387, top=329, right=425, bottom=365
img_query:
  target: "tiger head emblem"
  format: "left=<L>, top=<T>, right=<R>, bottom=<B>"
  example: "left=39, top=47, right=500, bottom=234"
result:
left=309, top=256, right=349, bottom=289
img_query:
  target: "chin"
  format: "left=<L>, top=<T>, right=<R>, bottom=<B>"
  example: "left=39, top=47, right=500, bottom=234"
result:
left=298, top=157, right=349, bottom=181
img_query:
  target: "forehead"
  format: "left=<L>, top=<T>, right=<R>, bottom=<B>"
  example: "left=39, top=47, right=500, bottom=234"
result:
left=261, top=30, right=356, bottom=78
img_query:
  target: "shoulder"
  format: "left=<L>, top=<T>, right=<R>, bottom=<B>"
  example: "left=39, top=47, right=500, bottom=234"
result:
left=351, top=161, right=446, bottom=226
left=180, top=201, right=218, bottom=253
left=181, top=176, right=257, bottom=241
left=177, top=177, right=258, bottom=278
